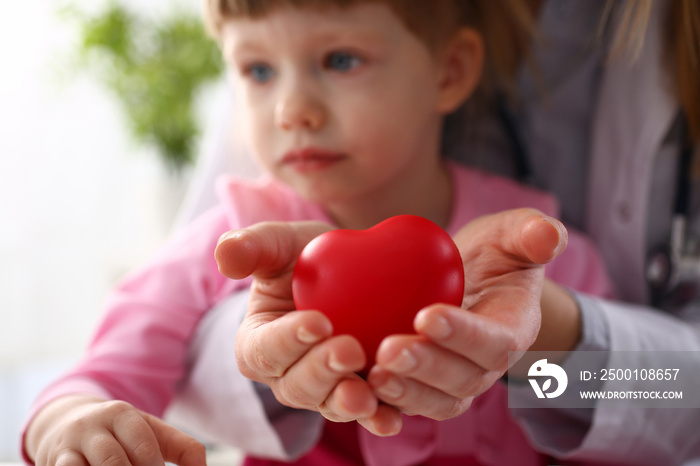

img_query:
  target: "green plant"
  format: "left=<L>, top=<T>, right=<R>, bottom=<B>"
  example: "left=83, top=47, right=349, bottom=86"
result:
left=64, top=2, right=224, bottom=170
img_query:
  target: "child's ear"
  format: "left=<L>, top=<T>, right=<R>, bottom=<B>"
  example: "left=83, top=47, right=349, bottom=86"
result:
left=435, top=28, right=484, bottom=114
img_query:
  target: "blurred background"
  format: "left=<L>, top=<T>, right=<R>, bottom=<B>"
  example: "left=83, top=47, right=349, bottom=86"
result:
left=0, top=0, right=238, bottom=460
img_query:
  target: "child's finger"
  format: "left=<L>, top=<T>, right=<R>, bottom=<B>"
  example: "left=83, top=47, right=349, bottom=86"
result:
left=112, top=409, right=165, bottom=465
left=144, top=413, right=207, bottom=466
left=236, top=310, right=333, bottom=380
left=81, top=429, right=133, bottom=466
left=48, top=449, right=88, bottom=466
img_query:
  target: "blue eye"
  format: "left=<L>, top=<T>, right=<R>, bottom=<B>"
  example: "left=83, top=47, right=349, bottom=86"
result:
left=246, top=63, right=275, bottom=83
left=325, top=52, right=362, bottom=72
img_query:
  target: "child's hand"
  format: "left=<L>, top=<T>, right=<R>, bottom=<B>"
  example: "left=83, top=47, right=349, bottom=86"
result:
left=217, top=221, right=404, bottom=436
left=366, top=209, right=568, bottom=419
left=25, top=395, right=206, bottom=466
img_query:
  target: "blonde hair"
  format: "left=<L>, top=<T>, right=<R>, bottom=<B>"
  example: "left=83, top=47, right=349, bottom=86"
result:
left=483, top=0, right=700, bottom=143
left=607, top=0, right=700, bottom=142
left=668, top=0, right=700, bottom=142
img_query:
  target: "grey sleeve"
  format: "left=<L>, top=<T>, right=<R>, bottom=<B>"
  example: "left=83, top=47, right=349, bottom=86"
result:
left=506, top=292, right=608, bottom=451
left=507, top=292, right=700, bottom=465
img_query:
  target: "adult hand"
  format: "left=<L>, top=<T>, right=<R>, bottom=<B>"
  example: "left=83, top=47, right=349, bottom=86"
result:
left=367, top=208, right=567, bottom=419
left=25, top=395, right=206, bottom=466
left=217, top=221, right=401, bottom=436
left=216, top=209, right=567, bottom=433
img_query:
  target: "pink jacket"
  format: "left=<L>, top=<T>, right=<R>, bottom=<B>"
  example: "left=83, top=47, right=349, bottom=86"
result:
left=21, top=162, right=612, bottom=465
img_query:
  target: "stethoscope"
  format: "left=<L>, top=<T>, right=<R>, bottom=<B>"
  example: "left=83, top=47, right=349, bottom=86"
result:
left=645, top=120, right=700, bottom=306
left=498, top=95, right=699, bottom=306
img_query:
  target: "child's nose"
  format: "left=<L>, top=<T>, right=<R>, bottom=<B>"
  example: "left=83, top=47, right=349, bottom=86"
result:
left=274, top=91, right=326, bottom=131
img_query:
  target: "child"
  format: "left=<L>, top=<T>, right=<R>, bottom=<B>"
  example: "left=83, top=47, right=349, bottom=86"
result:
left=22, top=1, right=612, bottom=465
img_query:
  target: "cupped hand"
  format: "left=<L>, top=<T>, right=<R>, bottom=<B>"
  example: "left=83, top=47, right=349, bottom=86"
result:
left=366, top=208, right=568, bottom=420
left=27, top=395, right=206, bottom=466
left=216, top=221, right=403, bottom=436
left=215, top=209, right=567, bottom=433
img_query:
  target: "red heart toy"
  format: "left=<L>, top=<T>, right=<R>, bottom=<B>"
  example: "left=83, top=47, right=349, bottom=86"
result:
left=292, top=215, right=464, bottom=374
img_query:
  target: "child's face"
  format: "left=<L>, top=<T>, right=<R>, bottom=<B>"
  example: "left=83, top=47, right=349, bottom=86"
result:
left=222, top=3, right=454, bottom=216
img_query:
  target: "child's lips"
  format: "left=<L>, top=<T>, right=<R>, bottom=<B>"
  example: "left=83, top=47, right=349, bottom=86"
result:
left=281, top=147, right=347, bottom=172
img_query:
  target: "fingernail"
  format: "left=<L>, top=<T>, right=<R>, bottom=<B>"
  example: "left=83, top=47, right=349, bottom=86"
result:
left=386, top=348, right=417, bottom=373
left=328, top=353, right=351, bottom=373
left=297, top=326, right=322, bottom=344
left=417, top=311, right=452, bottom=340
left=542, top=216, right=568, bottom=257
left=376, top=375, right=405, bottom=400
left=217, top=230, right=242, bottom=245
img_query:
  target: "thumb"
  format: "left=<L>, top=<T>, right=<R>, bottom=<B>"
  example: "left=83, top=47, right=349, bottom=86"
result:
left=454, top=208, right=567, bottom=266
left=144, top=413, right=207, bottom=466
left=520, top=214, right=568, bottom=265
left=215, top=220, right=333, bottom=280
